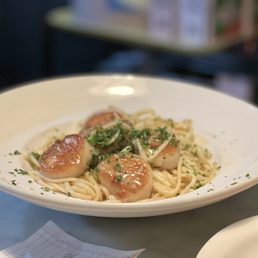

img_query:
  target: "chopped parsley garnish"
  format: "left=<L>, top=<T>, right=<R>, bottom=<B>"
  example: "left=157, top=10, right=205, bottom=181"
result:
left=195, top=181, right=203, bottom=189
left=17, top=169, right=28, bottom=175
left=114, top=163, right=122, bottom=172
left=86, top=124, right=178, bottom=169
left=11, top=180, right=16, bottom=185
left=155, top=127, right=170, bottom=142
left=114, top=174, right=123, bottom=183
left=9, top=150, right=21, bottom=156
left=87, top=123, right=124, bottom=147
left=9, top=168, right=28, bottom=176
left=131, top=127, right=177, bottom=148
left=131, top=128, right=148, bottom=139
left=89, top=153, right=110, bottom=169
left=169, top=134, right=179, bottom=147
left=86, top=123, right=132, bottom=155
left=131, top=128, right=151, bottom=147
left=31, top=152, right=41, bottom=161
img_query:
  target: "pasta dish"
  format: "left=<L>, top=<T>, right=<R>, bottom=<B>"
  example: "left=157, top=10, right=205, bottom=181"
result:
left=24, top=108, right=219, bottom=203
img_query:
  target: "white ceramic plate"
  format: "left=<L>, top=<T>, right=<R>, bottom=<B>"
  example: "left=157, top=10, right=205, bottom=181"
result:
left=197, top=216, right=258, bottom=258
left=0, top=75, right=258, bottom=217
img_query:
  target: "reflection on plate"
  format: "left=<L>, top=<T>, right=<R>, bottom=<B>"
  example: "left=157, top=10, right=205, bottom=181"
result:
left=0, top=75, right=258, bottom=217
left=197, top=216, right=258, bottom=258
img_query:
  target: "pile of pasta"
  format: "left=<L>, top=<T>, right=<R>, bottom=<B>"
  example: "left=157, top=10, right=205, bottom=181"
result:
left=24, top=109, right=219, bottom=202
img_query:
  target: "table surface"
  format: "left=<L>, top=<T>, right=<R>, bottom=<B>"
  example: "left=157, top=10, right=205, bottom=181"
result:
left=1, top=185, right=258, bottom=258
left=45, top=7, right=249, bottom=56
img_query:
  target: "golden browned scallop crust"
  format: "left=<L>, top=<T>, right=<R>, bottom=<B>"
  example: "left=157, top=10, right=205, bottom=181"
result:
left=39, top=134, right=92, bottom=179
left=97, top=154, right=153, bottom=202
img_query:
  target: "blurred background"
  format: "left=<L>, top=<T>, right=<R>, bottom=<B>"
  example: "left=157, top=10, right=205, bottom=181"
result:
left=1, top=0, right=258, bottom=104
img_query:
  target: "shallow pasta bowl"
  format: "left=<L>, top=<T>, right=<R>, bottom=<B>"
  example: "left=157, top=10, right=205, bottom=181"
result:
left=0, top=74, right=258, bottom=217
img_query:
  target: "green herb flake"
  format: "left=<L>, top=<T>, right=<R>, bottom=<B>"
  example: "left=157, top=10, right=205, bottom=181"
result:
left=44, top=187, right=50, bottom=192
left=9, top=150, right=21, bottom=156
left=114, top=163, right=122, bottom=172
left=31, top=152, right=41, bottom=161
left=114, top=174, right=123, bottom=183
left=195, top=181, right=203, bottom=189
left=155, top=127, right=170, bottom=142
left=89, top=153, right=110, bottom=169
left=131, top=128, right=151, bottom=147
left=17, top=169, right=28, bottom=175
left=87, top=123, right=122, bottom=147
left=11, top=180, right=16, bottom=185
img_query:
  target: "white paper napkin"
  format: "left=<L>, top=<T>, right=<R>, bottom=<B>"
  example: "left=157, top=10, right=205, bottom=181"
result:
left=0, top=221, right=145, bottom=258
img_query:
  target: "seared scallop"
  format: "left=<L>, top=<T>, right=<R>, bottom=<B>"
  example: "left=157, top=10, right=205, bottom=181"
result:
left=150, top=143, right=180, bottom=170
left=97, top=154, right=153, bottom=202
left=39, top=134, right=92, bottom=179
left=85, top=110, right=122, bottom=128
left=133, top=128, right=180, bottom=170
left=80, top=109, right=131, bottom=137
